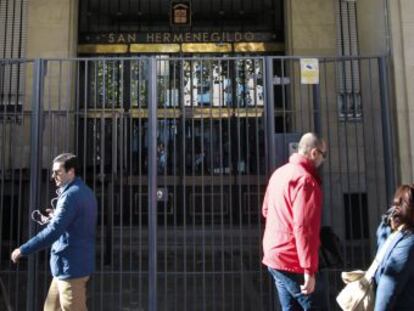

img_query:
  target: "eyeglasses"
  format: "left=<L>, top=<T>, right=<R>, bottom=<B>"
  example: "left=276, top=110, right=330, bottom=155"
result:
left=51, top=169, right=64, bottom=177
left=316, top=148, right=328, bottom=159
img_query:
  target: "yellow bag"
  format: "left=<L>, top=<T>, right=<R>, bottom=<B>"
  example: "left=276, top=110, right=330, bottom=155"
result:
left=337, top=231, right=398, bottom=311
left=336, top=270, right=375, bottom=311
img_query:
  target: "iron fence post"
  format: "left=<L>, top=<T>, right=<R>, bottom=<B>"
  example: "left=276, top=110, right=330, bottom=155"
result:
left=27, top=59, right=45, bottom=311
left=264, top=56, right=276, bottom=173
left=313, top=84, right=321, bottom=135
left=378, top=56, right=396, bottom=205
left=148, top=57, right=158, bottom=311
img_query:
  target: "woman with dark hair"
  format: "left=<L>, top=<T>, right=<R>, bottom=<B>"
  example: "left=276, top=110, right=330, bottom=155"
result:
left=374, top=184, right=414, bottom=311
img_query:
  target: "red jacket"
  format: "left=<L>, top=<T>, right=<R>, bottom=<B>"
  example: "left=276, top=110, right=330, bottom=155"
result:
left=262, top=153, right=322, bottom=275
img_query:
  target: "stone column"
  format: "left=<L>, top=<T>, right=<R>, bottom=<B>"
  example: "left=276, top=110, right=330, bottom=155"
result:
left=24, top=0, right=79, bottom=167
left=388, top=0, right=414, bottom=183
left=26, top=0, right=78, bottom=58
left=285, top=0, right=336, bottom=55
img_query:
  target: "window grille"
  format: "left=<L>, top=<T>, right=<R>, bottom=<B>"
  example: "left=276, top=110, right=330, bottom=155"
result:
left=336, top=0, right=362, bottom=120
left=0, top=0, right=27, bottom=110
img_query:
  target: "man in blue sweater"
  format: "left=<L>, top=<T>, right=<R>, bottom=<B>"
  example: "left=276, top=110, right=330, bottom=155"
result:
left=11, top=153, right=97, bottom=311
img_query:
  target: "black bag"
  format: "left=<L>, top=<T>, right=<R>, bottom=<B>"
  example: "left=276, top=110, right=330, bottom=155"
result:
left=319, top=226, right=344, bottom=269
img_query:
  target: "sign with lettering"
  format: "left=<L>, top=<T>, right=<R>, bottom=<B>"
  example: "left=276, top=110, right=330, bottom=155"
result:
left=80, top=32, right=278, bottom=44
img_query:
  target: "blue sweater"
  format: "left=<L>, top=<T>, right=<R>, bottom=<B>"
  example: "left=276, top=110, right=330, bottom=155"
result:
left=21, top=177, right=97, bottom=280
left=374, top=222, right=414, bottom=311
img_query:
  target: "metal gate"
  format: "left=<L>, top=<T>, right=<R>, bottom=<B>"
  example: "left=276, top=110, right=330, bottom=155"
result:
left=0, top=55, right=394, bottom=310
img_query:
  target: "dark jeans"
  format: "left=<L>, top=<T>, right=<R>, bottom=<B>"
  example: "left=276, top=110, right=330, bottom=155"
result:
left=268, top=267, right=316, bottom=311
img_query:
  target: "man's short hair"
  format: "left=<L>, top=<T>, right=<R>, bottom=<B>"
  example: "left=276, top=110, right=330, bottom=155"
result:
left=298, top=132, right=324, bottom=155
left=53, top=153, right=78, bottom=175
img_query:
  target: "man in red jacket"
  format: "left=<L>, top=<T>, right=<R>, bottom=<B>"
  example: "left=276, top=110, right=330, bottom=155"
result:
left=262, top=132, right=326, bottom=310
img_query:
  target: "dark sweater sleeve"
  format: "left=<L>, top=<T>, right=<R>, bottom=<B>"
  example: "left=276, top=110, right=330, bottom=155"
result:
left=20, top=195, right=77, bottom=255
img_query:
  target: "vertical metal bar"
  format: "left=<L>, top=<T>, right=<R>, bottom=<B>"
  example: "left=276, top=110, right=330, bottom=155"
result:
left=0, top=64, right=5, bottom=279
left=15, top=61, right=26, bottom=311
left=322, top=59, right=334, bottom=228
left=119, top=59, right=125, bottom=310
left=0, top=62, right=7, bottom=303
left=229, top=59, right=236, bottom=311
left=264, top=57, right=275, bottom=172
left=9, top=0, right=17, bottom=108
left=179, top=58, right=188, bottom=311
left=42, top=59, right=51, bottom=300
left=297, top=60, right=305, bottom=134
left=341, top=57, right=355, bottom=267
left=191, top=61, right=196, bottom=310
left=172, top=60, right=178, bottom=311
left=378, top=56, right=395, bottom=205
left=148, top=56, right=158, bottom=311
left=236, top=58, right=244, bottom=311
left=83, top=60, right=89, bottom=180
left=219, top=60, right=226, bottom=311
left=255, top=58, right=264, bottom=309
left=225, top=58, right=233, bottom=310
left=75, top=60, right=80, bottom=156
left=91, top=60, right=97, bottom=302
left=162, top=58, right=168, bottom=311
left=99, top=59, right=106, bottom=311
left=333, top=58, right=349, bottom=268
left=209, top=60, right=215, bottom=311
left=351, top=58, right=368, bottom=266
left=281, top=59, right=287, bottom=136
left=91, top=59, right=98, bottom=311
left=127, top=63, right=133, bottom=309
left=208, top=59, right=215, bottom=311
left=343, top=60, right=356, bottom=267
left=5, top=65, right=11, bottom=309
left=200, top=59, right=206, bottom=311
left=321, top=59, right=333, bottom=308
left=138, top=59, right=143, bottom=309
left=110, top=62, right=116, bottom=307
left=367, top=58, right=382, bottom=237
left=312, top=83, right=321, bottom=135
left=3, top=62, right=13, bottom=305
left=256, top=59, right=265, bottom=310
left=17, top=0, right=25, bottom=60
left=246, top=57, right=253, bottom=306
left=356, top=59, right=371, bottom=266
left=27, top=58, right=45, bottom=311
left=64, top=61, right=71, bottom=151
left=1, top=0, right=10, bottom=59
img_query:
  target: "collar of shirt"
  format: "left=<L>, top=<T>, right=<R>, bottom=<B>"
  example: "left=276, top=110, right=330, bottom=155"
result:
left=59, top=177, right=78, bottom=195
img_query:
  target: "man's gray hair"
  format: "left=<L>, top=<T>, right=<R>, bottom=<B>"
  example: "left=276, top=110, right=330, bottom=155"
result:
left=53, top=153, right=78, bottom=174
left=298, top=132, right=324, bottom=155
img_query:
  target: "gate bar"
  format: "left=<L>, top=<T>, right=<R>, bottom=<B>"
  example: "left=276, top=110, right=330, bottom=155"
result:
left=148, top=57, right=158, bottom=311
left=313, top=84, right=321, bottom=135
left=264, top=57, right=276, bottom=172
left=27, top=59, right=45, bottom=311
left=378, top=56, right=396, bottom=205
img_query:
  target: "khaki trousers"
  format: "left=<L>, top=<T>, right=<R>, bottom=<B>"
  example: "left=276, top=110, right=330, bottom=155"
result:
left=43, top=276, right=89, bottom=311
